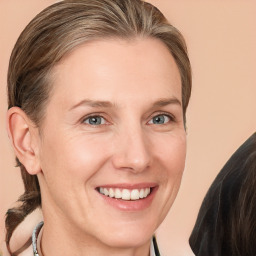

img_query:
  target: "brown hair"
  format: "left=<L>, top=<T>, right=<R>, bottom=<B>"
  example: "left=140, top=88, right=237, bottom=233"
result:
left=6, top=0, right=192, bottom=252
left=189, top=133, right=256, bottom=256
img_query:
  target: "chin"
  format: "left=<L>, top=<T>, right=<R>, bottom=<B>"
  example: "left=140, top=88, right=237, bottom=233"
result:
left=102, top=233, right=151, bottom=249
left=97, top=222, right=155, bottom=249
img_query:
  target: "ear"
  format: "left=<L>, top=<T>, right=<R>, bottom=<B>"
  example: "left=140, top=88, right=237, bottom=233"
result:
left=7, top=107, right=41, bottom=175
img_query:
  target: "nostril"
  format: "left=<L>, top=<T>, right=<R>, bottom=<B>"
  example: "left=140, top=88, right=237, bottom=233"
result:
left=111, top=131, right=151, bottom=172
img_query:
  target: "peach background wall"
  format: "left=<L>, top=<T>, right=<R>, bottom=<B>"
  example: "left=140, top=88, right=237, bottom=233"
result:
left=0, top=1, right=255, bottom=255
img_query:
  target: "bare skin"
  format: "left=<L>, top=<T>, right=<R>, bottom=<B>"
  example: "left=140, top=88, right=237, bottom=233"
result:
left=7, top=38, right=186, bottom=256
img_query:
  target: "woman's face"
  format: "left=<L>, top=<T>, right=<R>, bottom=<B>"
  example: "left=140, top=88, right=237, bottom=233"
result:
left=37, top=38, right=186, bottom=248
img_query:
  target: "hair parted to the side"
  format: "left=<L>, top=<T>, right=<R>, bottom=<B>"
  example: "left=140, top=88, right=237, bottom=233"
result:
left=189, top=133, right=256, bottom=256
left=6, top=0, right=191, bottom=252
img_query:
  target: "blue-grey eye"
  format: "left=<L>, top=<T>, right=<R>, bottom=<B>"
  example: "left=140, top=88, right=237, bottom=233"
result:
left=84, top=116, right=106, bottom=125
left=149, top=114, right=170, bottom=125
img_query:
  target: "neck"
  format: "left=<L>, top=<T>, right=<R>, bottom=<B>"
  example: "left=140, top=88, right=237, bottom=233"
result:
left=39, top=219, right=151, bottom=256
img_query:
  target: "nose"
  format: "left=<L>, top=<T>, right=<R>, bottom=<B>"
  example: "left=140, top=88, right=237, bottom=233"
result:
left=111, top=126, right=151, bottom=173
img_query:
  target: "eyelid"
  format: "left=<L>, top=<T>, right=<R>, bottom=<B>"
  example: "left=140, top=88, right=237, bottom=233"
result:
left=79, top=111, right=175, bottom=126
left=80, top=113, right=111, bottom=125
left=147, top=112, right=175, bottom=124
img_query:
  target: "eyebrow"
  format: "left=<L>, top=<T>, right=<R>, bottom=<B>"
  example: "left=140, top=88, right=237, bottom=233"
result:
left=69, top=97, right=181, bottom=111
left=152, top=98, right=181, bottom=107
left=69, top=99, right=114, bottom=111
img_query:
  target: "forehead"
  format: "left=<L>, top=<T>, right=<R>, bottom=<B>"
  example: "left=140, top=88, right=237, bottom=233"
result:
left=49, top=37, right=182, bottom=108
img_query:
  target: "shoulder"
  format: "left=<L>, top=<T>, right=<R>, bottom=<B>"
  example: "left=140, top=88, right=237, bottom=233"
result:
left=8, top=208, right=43, bottom=255
left=16, top=244, right=33, bottom=256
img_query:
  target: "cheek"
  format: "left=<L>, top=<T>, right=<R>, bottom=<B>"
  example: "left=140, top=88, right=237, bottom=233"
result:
left=40, top=133, right=111, bottom=185
left=155, top=132, right=186, bottom=178
left=38, top=134, right=112, bottom=219
left=148, top=131, right=186, bottom=226
left=154, top=132, right=186, bottom=211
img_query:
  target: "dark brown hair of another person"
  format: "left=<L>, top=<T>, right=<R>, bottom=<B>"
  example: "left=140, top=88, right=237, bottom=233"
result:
left=189, top=132, right=256, bottom=256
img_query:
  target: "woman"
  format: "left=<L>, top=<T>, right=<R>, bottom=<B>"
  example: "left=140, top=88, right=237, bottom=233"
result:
left=5, top=0, right=192, bottom=255
left=189, top=133, right=256, bottom=256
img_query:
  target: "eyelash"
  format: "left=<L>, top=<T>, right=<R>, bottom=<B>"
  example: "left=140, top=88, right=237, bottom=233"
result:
left=81, top=112, right=175, bottom=126
left=82, top=114, right=109, bottom=126
left=148, top=112, right=175, bottom=125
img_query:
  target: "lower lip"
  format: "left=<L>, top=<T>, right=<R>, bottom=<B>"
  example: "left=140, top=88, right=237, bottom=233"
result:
left=98, top=187, right=158, bottom=211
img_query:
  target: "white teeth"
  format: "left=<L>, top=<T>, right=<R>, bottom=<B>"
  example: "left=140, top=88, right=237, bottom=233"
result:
left=109, top=188, right=114, bottom=198
left=103, top=188, right=109, bottom=196
left=115, top=188, right=122, bottom=199
left=98, top=187, right=151, bottom=200
left=122, top=189, right=131, bottom=200
left=139, top=189, right=145, bottom=198
left=130, top=189, right=140, bottom=200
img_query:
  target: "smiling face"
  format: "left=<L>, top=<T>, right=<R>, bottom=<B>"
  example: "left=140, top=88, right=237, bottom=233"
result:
left=36, top=38, right=186, bottom=253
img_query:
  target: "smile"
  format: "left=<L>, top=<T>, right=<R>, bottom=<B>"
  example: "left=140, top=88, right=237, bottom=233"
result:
left=98, top=187, right=151, bottom=200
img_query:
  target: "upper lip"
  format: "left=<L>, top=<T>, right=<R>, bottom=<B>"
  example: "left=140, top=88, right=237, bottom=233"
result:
left=96, top=183, right=157, bottom=190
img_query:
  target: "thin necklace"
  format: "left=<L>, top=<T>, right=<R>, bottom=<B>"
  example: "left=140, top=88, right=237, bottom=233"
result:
left=31, top=221, right=160, bottom=256
left=32, top=221, right=44, bottom=256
